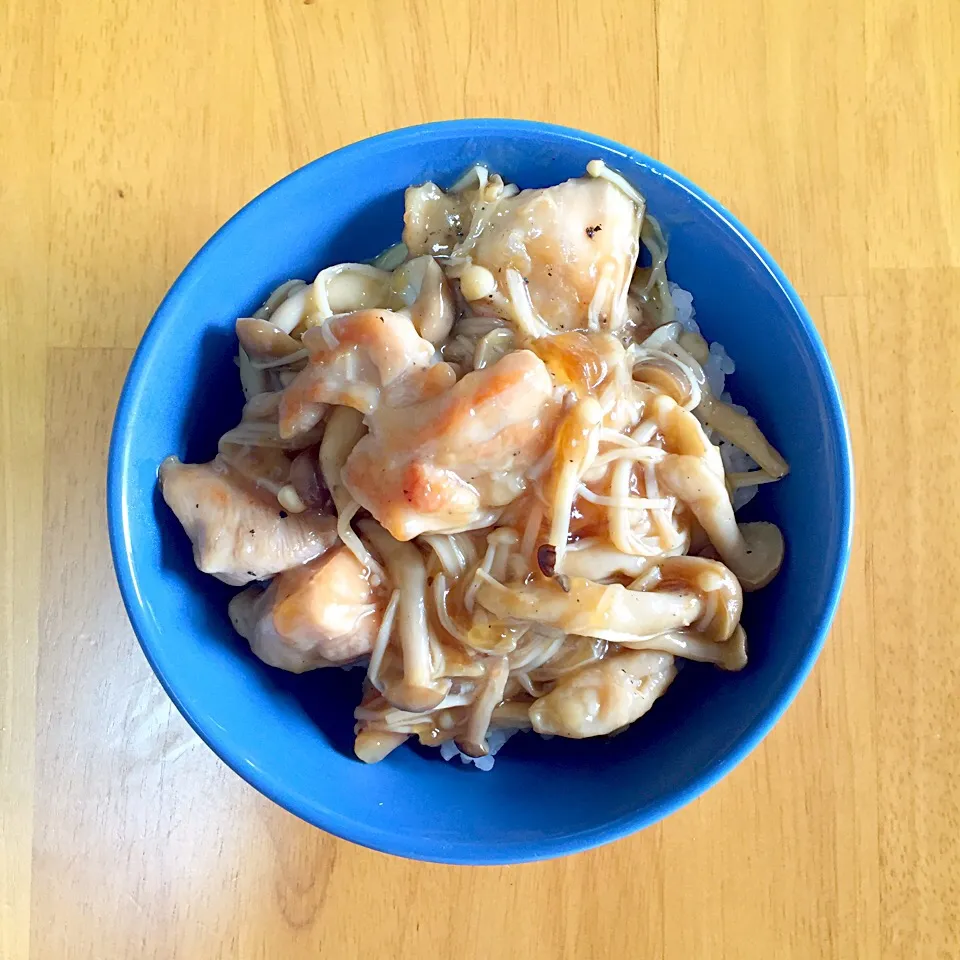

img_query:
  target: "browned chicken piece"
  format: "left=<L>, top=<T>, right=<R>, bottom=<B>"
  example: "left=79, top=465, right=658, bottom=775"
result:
left=529, top=650, right=676, bottom=738
left=341, top=349, right=560, bottom=540
left=402, top=182, right=471, bottom=257
left=277, top=308, right=438, bottom=438
left=159, top=455, right=337, bottom=586
left=404, top=176, right=641, bottom=334
left=228, top=546, right=383, bottom=672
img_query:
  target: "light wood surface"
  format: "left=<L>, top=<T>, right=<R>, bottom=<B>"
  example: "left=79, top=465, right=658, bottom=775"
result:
left=2, top=1, right=958, bottom=957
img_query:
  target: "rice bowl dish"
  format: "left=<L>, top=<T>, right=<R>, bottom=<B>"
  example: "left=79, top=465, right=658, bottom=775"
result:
left=159, top=160, right=790, bottom=769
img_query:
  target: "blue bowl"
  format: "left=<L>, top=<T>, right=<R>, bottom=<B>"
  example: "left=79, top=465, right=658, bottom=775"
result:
left=108, top=120, right=853, bottom=864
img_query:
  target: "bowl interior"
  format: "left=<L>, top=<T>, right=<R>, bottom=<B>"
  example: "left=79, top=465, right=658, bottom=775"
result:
left=109, top=121, right=851, bottom=864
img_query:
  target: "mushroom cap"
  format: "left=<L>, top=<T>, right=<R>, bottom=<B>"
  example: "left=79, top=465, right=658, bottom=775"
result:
left=386, top=678, right=452, bottom=714
left=735, top=522, right=785, bottom=591
left=236, top=317, right=302, bottom=361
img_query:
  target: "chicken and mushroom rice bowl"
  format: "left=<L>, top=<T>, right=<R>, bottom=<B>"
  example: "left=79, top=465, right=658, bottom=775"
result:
left=159, top=160, right=789, bottom=769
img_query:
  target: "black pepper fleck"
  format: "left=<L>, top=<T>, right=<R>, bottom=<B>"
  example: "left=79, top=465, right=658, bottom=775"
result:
left=585, top=224, right=602, bottom=239
left=279, top=510, right=288, bottom=519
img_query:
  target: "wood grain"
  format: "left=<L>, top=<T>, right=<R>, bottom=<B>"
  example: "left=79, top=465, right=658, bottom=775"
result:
left=1, top=1, right=958, bottom=957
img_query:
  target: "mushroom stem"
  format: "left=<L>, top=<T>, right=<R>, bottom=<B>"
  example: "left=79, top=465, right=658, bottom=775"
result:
left=544, top=396, right=603, bottom=567
left=236, top=318, right=303, bottom=364
left=359, top=520, right=451, bottom=712
left=311, top=263, right=392, bottom=321
left=474, top=569, right=701, bottom=644
left=557, top=542, right=654, bottom=580
left=640, top=555, right=742, bottom=641
left=458, top=656, right=509, bottom=757
left=407, top=257, right=456, bottom=344
left=620, top=625, right=747, bottom=671
left=319, top=405, right=367, bottom=515
left=656, top=454, right=785, bottom=591
left=696, top=392, right=789, bottom=479
left=354, top=729, right=409, bottom=764
left=490, top=700, right=534, bottom=730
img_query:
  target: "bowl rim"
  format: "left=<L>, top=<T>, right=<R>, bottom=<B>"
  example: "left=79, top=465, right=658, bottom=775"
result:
left=107, top=118, right=854, bottom=864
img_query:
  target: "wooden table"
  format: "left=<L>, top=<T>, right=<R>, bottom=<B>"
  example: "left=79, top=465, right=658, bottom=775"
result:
left=3, top=1, right=958, bottom=956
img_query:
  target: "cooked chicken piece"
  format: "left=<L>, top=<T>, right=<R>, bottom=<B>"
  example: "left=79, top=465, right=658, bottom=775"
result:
left=529, top=650, right=676, bottom=738
left=277, top=309, right=438, bottom=438
left=342, top=350, right=559, bottom=540
left=402, top=182, right=472, bottom=257
left=159, top=455, right=337, bottom=586
left=404, top=176, right=641, bottom=335
left=474, top=177, right=640, bottom=334
left=228, top=546, right=382, bottom=671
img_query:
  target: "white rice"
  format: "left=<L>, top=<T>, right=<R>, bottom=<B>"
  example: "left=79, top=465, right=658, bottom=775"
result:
left=670, top=283, right=757, bottom=510
left=704, top=340, right=736, bottom=398
left=439, top=727, right=519, bottom=771
left=670, top=281, right=733, bottom=397
left=720, top=439, right=761, bottom=510
left=671, top=282, right=698, bottom=333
